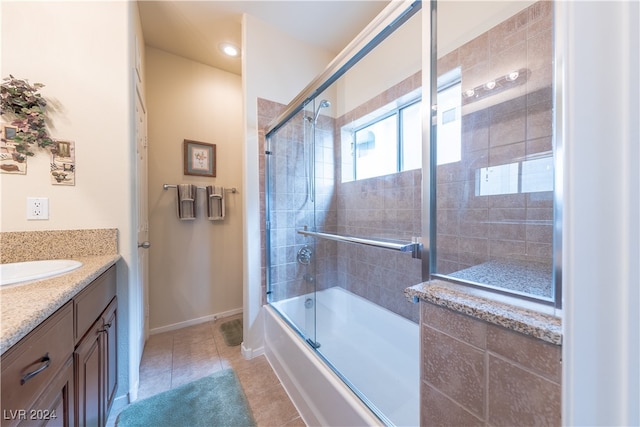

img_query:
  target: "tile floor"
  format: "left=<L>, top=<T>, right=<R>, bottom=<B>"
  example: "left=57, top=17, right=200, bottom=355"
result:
left=106, top=314, right=305, bottom=426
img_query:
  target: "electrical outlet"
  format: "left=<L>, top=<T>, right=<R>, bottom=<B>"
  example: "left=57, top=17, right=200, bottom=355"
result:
left=27, top=197, right=49, bottom=220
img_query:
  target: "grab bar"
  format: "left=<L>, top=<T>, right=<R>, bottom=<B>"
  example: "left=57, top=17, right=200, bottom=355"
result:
left=297, top=229, right=421, bottom=257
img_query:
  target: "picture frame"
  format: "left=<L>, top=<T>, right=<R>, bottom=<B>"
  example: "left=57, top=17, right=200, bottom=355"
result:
left=1, top=124, right=27, bottom=175
left=184, top=139, right=216, bottom=177
left=2, top=124, right=17, bottom=141
left=50, top=139, right=76, bottom=185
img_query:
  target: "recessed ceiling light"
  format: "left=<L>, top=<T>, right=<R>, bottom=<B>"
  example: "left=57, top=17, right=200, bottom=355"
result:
left=219, top=43, right=240, bottom=57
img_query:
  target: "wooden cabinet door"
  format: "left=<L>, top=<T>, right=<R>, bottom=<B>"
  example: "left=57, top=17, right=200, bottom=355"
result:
left=102, top=298, right=117, bottom=420
left=1, top=303, right=73, bottom=425
left=26, top=356, right=75, bottom=427
left=74, top=321, right=102, bottom=427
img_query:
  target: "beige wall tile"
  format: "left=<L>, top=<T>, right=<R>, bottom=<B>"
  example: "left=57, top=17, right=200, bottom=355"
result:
left=488, top=355, right=561, bottom=426
left=489, top=141, right=525, bottom=166
left=487, top=324, right=561, bottom=382
left=422, top=302, right=487, bottom=349
left=423, top=325, right=486, bottom=418
left=422, top=381, right=484, bottom=427
left=526, top=242, right=553, bottom=260
left=420, top=299, right=562, bottom=426
left=461, top=32, right=490, bottom=71
left=489, top=239, right=526, bottom=258
left=489, top=108, right=526, bottom=147
left=462, top=109, right=490, bottom=153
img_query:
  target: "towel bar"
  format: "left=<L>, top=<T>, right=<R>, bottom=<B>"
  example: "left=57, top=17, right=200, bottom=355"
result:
left=163, top=184, right=237, bottom=193
left=297, top=229, right=422, bottom=258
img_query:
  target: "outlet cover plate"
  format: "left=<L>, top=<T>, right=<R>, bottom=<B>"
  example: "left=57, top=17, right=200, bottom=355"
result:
left=27, top=197, right=49, bottom=220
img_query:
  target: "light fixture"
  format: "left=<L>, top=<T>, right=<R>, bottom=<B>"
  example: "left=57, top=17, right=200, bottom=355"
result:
left=462, top=68, right=528, bottom=102
left=219, top=43, right=240, bottom=57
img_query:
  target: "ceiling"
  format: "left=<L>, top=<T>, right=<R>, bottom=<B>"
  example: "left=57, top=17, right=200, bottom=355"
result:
left=138, top=1, right=391, bottom=76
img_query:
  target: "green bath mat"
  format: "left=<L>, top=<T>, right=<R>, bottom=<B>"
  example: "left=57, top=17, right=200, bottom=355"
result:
left=116, top=369, right=255, bottom=427
left=220, top=318, right=243, bottom=347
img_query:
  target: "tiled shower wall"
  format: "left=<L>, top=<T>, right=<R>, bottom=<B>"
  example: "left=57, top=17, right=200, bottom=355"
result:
left=420, top=301, right=561, bottom=425
left=259, top=75, right=423, bottom=321
left=436, top=0, right=554, bottom=276
left=334, top=72, right=423, bottom=322
left=258, top=99, right=338, bottom=304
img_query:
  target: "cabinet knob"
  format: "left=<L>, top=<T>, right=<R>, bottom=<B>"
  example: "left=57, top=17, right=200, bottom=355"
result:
left=138, top=241, right=151, bottom=249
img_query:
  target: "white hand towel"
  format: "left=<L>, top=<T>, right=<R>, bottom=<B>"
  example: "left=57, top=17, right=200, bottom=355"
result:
left=206, top=185, right=225, bottom=220
left=177, top=184, right=197, bottom=220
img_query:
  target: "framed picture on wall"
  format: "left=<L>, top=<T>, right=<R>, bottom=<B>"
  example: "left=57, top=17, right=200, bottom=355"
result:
left=0, top=124, right=27, bottom=175
left=184, top=139, right=216, bottom=177
left=50, top=139, right=76, bottom=185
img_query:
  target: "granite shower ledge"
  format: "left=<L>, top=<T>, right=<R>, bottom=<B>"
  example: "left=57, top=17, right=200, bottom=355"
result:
left=405, top=280, right=562, bottom=345
left=0, top=254, right=121, bottom=354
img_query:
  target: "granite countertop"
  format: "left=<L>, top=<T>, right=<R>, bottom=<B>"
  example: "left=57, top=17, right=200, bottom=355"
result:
left=448, top=259, right=553, bottom=299
left=1, top=254, right=121, bottom=354
left=405, top=279, right=562, bottom=345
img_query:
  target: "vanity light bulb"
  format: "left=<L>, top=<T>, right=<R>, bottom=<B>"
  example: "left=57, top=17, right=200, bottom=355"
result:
left=464, top=89, right=475, bottom=98
left=484, top=81, right=496, bottom=90
left=507, top=71, right=519, bottom=81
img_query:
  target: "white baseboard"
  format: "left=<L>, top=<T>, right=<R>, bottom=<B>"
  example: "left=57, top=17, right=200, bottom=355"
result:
left=241, top=342, right=264, bottom=360
left=149, top=308, right=242, bottom=335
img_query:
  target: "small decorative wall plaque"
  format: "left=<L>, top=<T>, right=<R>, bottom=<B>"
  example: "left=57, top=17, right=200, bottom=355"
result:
left=0, top=124, right=26, bottom=174
left=184, top=139, right=216, bottom=177
left=50, top=139, right=75, bottom=185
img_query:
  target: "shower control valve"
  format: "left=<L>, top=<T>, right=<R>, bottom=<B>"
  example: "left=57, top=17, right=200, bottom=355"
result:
left=297, top=245, right=313, bottom=265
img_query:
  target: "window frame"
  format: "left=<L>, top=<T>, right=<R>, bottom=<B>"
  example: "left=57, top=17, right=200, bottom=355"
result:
left=349, top=97, right=422, bottom=181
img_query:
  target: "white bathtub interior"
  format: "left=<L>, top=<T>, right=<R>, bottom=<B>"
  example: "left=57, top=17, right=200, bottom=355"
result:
left=268, top=286, right=419, bottom=426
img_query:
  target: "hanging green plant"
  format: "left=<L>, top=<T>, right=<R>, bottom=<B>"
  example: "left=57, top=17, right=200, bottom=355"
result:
left=1, top=75, right=54, bottom=156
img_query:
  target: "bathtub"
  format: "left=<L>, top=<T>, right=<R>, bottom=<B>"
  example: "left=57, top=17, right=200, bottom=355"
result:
left=264, top=286, right=419, bottom=426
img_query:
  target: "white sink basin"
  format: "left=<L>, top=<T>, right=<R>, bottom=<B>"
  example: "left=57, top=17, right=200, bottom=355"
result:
left=0, top=259, right=83, bottom=286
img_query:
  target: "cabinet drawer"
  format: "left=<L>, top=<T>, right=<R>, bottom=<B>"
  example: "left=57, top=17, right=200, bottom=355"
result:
left=1, top=302, right=73, bottom=415
left=74, top=265, right=116, bottom=344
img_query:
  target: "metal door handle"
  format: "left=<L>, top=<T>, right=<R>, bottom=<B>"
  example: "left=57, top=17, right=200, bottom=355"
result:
left=138, top=241, right=151, bottom=249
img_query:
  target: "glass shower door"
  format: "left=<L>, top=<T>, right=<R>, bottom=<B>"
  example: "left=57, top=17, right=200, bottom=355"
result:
left=265, top=108, right=317, bottom=347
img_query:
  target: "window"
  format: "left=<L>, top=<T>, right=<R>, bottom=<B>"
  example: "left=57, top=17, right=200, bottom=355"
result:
left=343, top=96, right=422, bottom=182
left=436, top=68, right=462, bottom=166
left=476, top=153, right=554, bottom=196
left=354, top=114, right=398, bottom=180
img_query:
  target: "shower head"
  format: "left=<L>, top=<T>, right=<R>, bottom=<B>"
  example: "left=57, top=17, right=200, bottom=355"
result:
left=306, top=99, right=331, bottom=123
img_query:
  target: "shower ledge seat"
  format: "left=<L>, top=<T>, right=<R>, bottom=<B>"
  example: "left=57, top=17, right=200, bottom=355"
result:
left=405, top=279, right=562, bottom=346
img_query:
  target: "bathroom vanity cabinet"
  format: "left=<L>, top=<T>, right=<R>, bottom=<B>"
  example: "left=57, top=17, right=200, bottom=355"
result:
left=1, top=302, right=75, bottom=426
left=1, top=265, right=117, bottom=427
